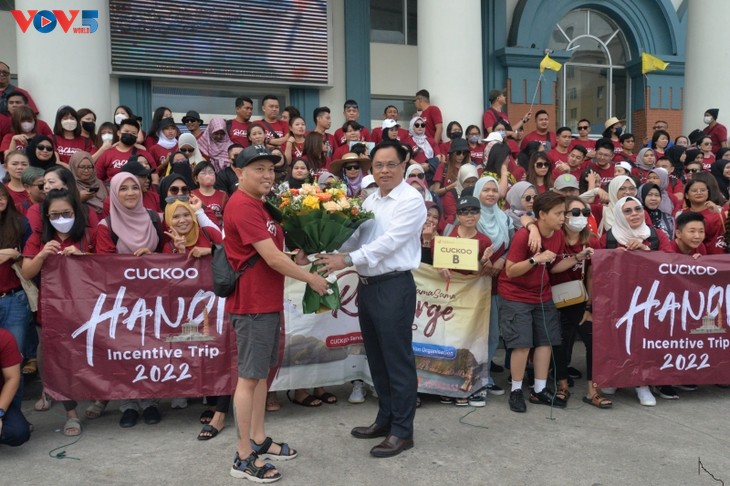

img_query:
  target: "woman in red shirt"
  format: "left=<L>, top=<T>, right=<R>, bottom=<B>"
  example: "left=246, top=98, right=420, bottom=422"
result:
left=3, top=150, right=30, bottom=209
left=52, top=106, right=94, bottom=164
left=22, top=188, right=96, bottom=437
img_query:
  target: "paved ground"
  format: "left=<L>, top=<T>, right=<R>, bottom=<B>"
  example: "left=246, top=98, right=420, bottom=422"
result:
left=3, top=350, right=730, bottom=485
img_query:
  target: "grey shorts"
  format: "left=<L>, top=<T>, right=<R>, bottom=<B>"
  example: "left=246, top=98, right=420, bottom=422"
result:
left=230, top=312, right=281, bottom=379
left=498, top=299, right=561, bottom=349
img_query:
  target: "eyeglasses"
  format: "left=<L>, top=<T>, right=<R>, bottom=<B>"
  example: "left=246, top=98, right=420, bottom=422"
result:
left=168, top=186, right=190, bottom=195
left=412, top=172, right=425, bottom=180
left=373, top=162, right=401, bottom=172
left=701, top=142, right=712, bottom=146
left=566, top=207, right=591, bottom=217
left=577, top=126, right=589, bottom=130
left=0, top=70, right=9, bottom=77
left=180, top=147, right=194, bottom=153
left=37, top=145, right=53, bottom=152
left=35, top=183, right=45, bottom=190
left=534, top=162, right=550, bottom=169
left=622, top=206, right=644, bottom=215
left=77, top=165, right=94, bottom=171
left=198, top=169, right=215, bottom=176
left=344, top=165, right=360, bottom=171
left=48, top=210, right=74, bottom=220
left=413, top=123, right=426, bottom=128
left=522, top=194, right=535, bottom=202
left=457, top=209, right=480, bottom=216
left=0, top=194, right=6, bottom=201
left=685, top=168, right=701, bottom=174
left=689, top=187, right=708, bottom=194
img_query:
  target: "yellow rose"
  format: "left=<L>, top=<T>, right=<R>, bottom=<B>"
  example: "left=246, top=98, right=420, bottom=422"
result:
left=302, top=195, right=321, bottom=210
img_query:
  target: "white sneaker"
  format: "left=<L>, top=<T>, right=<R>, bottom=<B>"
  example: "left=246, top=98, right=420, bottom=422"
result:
left=635, top=386, right=656, bottom=406
left=348, top=381, right=366, bottom=404
left=600, top=387, right=617, bottom=395
left=171, top=398, right=188, bottom=409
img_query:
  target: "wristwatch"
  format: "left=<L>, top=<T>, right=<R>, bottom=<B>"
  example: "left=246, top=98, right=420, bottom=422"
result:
left=0, top=408, right=5, bottom=418
left=529, top=257, right=537, bottom=266
left=343, top=254, right=353, bottom=266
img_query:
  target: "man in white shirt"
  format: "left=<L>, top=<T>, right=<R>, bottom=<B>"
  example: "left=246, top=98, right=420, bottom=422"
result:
left=317, top=141, right=426, bottom=458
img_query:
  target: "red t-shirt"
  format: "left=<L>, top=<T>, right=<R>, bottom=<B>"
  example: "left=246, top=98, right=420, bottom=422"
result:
left=520, top=131, right=556, bottom=151
left=549, top=236, right=600, bottom=286
left=149, top=143, right=178, bottom=169
left=54, top=135, right=93, bottom=164
left=570, top=138, right=595, bottom=152
left=0, top=328, right=22, bottom=389
left=498, top=227, right=565, bottom=304
left=546, top=148, right=570, bottom=165
left=162, top=225, right=223, bottom=253
left=0, top=120, right=53, bottom=153
left=704, top=123, right=728, bottom=154
left=469, top=143, right=486, bottom=166
left=420, top=105, right=443, bottom=141
left=333, top=127, right=371, bottom=147
left=371, top=127, right=409, bottom=145
left=4, top=183, right=30, bottom=211
left=0, top=258, right=20, bottom=293
left=229, top=119, right=251, bottom=148
left=669, top=239, right=707, bottom=256
left=552, top=162, right=586, bottom=181
left=613, top=151, right=636, bottom=164
left=260, top=119, right=288, bottom=141
left=0, top=86, right=38, bottom=112
left=191, top=188, right=228, bottom=227
left=702, top=154, right=715, bottom=172
left=95, top=147, right=155, bottom=182
left=223, top=190, right=285, bottom=314
left=482, top=108, right=511, bottom=134
left=588, top=163, right=615, bottom=189
left=443, top=227, right=493, bottom=271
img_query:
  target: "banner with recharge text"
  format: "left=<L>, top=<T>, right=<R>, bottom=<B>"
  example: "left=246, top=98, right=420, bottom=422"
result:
left=41, top=255, right=238, bottom=401
left=592, top=250, right=730, bottom=387
left=272, top=264, right=491, bottom=397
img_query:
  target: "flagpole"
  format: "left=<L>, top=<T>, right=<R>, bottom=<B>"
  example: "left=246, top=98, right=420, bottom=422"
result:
left=529, top=73, right=543, bottom=114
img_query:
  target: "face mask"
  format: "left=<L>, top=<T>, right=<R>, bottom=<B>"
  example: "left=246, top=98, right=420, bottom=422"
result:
left=120, top=133, right=137, bottom=146
left=468, top=135, right=480, bottom=143
left=566, top=215, right=588, bottom=232
left=165, top=195, right=189, bottom=205
left=114, top=113, right=127, bottom=125
left=362, top=187, right=378, bottom=197
left=614, top=127, right=623, bottom=137
left=449, top=131, right=463, bottom=140
left=82, top=121, right=95, bottom=133
left=21, top=121, right=35, bottom=132
left=61, top=119, right=77, bottom=131
left=101, top=133, right=114, bottom=143
left=50, top=216, right=75, bottom=234
left=703, top=116, right=712, bottom=125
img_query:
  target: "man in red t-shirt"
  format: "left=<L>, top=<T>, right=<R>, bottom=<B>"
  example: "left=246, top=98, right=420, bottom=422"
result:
left=0, top=328, right=31, bottom=447
left=702, top=108, right=727, bottom=153
left=370, top=105, right=410, bottom=144
left=552, top=145, right=588, bottom=180
left=182, top=110, right=204, bottom=139
left=258, top=95, right=288, bottom=148
left=0, top=61, right=38, bottom=114
left=224, top=144, right=328, bottom=481
left=569, top=118, right=596, bottom=157
left=312, top=106, right=337, bottom=159
left=95, top=119, right=155, bottom=183
left=589, top=138, right=617, bottom=189
left=546, top=126, right=573, bottom=166
left=334, top=100, right=371, bottom=147
left=498, top=191, right=592, bottom=413
left=228, top=96, right=253, bottom=147
left=670, top=212, right=707, bottom=256
left=520, top=110, right=556, bottom=151
left=483, top=89, right=531, bottom=139
left=414, top=89, right=443, bottom=144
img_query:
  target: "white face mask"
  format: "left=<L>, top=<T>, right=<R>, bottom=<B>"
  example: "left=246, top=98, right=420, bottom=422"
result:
left=703, top=115, right=712, bottom=125
left=114, top=113, right=127, bottom=125
left=61, top=119, right=78, bottom=131
left=362, top=187, right=378, bottom=197
left=566, top=215, right=588, bottom=232
left=20, top=121, right=35, bottom=132
left=101, top=133, right=114, bottom=143
left=50, top=216, right=75, bottom=234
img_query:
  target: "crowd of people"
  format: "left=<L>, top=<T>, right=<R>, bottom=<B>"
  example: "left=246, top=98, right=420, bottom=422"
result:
left=1, top=61, right=729, bottom=479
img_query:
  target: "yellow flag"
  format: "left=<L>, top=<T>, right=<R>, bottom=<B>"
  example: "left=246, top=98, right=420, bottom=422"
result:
left=642, top=52, right=669, bottom=74
left=539, top=54, right=562, bottom=73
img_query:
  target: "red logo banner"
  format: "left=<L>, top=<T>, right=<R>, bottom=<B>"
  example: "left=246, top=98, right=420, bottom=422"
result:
left=592, top=250, right=730, bottom=387
left=41, top=255, right=237, bottom=401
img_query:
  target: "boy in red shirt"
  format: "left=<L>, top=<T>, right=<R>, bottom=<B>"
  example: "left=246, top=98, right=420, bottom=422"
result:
left=670, top=212, right=707, bottom=257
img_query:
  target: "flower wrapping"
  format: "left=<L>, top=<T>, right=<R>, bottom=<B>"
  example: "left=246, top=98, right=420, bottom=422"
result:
left=275, top=183, right=373, bottom=313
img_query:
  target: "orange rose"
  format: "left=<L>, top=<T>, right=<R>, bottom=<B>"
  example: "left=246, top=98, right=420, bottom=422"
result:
left=317, top=192, right=333, bottom=202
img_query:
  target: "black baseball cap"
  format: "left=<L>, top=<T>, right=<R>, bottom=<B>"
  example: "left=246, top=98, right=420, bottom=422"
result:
left=234, top=144, right=281, bottom=168
left=456, top=196, right=481, bottom=211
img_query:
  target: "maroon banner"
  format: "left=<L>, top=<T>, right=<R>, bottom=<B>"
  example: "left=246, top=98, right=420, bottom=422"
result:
left=592, top=250, right=730, bottom=387
left=41, top=255, right=237, bottom=401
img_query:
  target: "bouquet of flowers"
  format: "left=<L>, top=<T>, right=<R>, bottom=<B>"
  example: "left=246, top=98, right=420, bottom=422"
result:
left=275, top=183, right=373, bottom=313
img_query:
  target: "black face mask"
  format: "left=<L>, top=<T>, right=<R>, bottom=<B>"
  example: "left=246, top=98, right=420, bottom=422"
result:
left=614, top=127, right=623, bottom=137
left=120, top=133, right=137, bottom=146
left=449, top=131, right=463, bottom=140
left=81, top=121, right=95, bottom=133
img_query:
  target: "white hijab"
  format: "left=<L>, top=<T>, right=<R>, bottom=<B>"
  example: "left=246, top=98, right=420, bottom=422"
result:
left=601, top=175, right=635, bottom=233
left=409, top=116, right=434, bottom=159
left=610, top=196, right=650, bottom=246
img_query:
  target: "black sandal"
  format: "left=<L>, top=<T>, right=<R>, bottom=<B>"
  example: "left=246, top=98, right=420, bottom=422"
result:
left=199, top=409, right=214, bottom=424
left=286, top=390, right=322, bottom=407
left=197, top=424, right=220, bottom=441
left=230, top=451, right=281, bottom=482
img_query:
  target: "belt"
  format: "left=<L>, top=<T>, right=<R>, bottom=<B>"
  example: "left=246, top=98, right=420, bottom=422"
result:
left=358, top=271, right=409, bottom=286
left=0, top=287, right=22, bottom=299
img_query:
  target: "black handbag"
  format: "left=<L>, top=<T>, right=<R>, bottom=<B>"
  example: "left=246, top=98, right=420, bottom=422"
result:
left=211, top=243, right=260, bottom=297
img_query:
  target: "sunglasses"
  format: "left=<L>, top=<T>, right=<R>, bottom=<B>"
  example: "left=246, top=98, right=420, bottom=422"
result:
left=37, top=145, right=54, bottom=152
left=577, top=126, right=589, bottom=130
left=453, top=150, right=468, bottom=156
left=168, top=186, right=190, bottom=195
left=35, top=183, right=45, bottom=190
left=566, top=207, right=591, bottom=217
left=685, top=168, right=701, bottom=174
left=534, top=162, right=550, bottom=169
left=344, top=165, right=360, bottom=171
left=521, top=194, right=535, bottom=202
left=414, top=123, right=426, bottom=128
left=622, top=206, right=644, bottom=215
left=412, top=172, right=425, bottom=179
left=457, top=209, right=480, bottom=216
left=180, top=147, right=194, bottom=153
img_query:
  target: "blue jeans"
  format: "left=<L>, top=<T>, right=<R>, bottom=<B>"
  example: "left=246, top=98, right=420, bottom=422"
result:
left=0, top=290, right=31, bottom=409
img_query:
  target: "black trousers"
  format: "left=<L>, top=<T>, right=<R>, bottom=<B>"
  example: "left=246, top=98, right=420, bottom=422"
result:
left=358, top=272, right=417, bottom=439
left=553, top=301, right=592, bottom=381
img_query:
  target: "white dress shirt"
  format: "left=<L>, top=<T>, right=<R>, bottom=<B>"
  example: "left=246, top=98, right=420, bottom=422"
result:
left=343, top=179, right=426, bottom=277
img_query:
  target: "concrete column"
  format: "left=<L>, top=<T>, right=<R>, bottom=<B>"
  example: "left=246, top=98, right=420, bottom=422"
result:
left=683, top=0, right=730, bottom=133
left=15, top=0, right=110, bottom=121
left=417, top=0, right=484, bottom=131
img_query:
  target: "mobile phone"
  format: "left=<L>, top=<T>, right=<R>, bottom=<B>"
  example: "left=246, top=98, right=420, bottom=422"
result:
left=88, top=187, right=100, bottom=193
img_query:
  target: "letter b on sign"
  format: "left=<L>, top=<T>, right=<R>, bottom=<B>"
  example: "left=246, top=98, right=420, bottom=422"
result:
left=452, top=255, right=459, bottom=264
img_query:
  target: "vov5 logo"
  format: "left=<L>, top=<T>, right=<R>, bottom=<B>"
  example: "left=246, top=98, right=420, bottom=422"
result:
left=11, top=10, right=98, bottom=34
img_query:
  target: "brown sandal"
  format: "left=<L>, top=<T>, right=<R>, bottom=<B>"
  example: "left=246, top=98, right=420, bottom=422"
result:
left=556, top=387, right=571, bottom=402
left=582, top=393, right=613, bottom=409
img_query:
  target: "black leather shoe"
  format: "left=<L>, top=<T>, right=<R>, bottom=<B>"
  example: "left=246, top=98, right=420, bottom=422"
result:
left=119, top=409, right=139, bottom=428
left=370, top=434, right=414, bottom=458
left=529, top=388, right=567, bottom=409
left=351, top=422, right=390, bottom=439
left=142, top=406, right=161, bottom=424
left=509, top=390, right=526, bottom=413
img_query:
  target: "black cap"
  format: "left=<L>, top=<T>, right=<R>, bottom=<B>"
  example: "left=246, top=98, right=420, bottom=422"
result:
left=182, top=110, right=203, bottom=124
left=234, top=144, right=281, bottom=168
left=456, top=196, right=481, bottom=211
left=158, top=117, right=176, bottom=130
left=705, top=108, right=719, bottom=120
left=120, top=160, right=152, bottom=177
left=449, top=138, right=469, bottom=153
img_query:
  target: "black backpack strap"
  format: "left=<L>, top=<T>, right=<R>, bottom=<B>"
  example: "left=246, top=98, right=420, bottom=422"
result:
left=647, top=227, right=660, bottom=250
left=226, top=119, right=233, bottom=136
left=106, top=216, right=119, bottom=245
left=146, top=210, right=164, bottom=252
left=605, top=229, right=617, bottom=249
